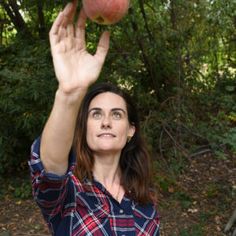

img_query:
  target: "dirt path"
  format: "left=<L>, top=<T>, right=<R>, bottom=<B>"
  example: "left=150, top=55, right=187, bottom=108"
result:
left=0, top=199, right=49, bottom=236
left=0, top=154, right=235, bottom=236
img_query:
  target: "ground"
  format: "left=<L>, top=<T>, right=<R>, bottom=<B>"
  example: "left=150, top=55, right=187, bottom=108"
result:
left=158, top=153, right=236, bottom=236
left=0, top=153, right=235, bottom=236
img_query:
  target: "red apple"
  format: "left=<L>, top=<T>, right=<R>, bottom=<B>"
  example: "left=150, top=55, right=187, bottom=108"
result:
left=82, top=0, right=130, bottom=25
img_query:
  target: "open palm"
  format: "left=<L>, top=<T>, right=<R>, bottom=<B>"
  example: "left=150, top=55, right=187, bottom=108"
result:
left=49, top=2, right=110, bottom=93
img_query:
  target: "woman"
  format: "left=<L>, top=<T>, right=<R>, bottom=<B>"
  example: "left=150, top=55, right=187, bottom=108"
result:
left=29, top=1, right=160, bottom=235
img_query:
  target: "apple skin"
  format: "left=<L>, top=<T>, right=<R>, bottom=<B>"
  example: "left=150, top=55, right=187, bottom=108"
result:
left=82, top=0, right=130, bottom=25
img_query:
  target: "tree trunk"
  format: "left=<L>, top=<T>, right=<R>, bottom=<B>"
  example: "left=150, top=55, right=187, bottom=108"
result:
left=37, top=0, right=46, bottom=39
left=138, top=0, right=153, bottom=42
left=0, top=0, right=30, bottom=36
left=129, top=6, right=161, bottom=100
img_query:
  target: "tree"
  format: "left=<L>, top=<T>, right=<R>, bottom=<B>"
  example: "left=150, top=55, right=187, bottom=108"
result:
left=0, top=0, right=30, bottom=36
left=0, top=0, right=235, bottom=175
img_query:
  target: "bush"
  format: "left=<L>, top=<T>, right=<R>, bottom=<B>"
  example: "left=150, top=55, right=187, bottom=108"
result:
left=0, top=38, right=57, bottom=176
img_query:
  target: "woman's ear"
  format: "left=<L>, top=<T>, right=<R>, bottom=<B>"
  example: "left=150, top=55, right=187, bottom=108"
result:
left=127, top=125, right=135, bottom=141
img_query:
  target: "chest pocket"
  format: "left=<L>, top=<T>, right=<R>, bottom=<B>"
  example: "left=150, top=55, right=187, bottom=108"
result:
left=87, top=200, right=110, bottom=219
left=77, top=192, right=110, bottom=218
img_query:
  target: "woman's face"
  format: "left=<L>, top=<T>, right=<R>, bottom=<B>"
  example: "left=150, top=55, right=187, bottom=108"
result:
left=86, top=92, right=135, bottom=155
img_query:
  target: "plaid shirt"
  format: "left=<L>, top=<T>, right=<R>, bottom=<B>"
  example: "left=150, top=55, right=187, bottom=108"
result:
left=28, top=138, right=160, bottom=236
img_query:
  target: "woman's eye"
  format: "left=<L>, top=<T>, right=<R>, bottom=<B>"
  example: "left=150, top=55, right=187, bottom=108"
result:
left=112, top=111, right=122, bottom=119
left=92, top=111, right=102, bottom=119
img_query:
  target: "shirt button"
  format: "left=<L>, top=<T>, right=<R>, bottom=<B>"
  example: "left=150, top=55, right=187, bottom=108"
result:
left=119, top=209, right=124, bottom=214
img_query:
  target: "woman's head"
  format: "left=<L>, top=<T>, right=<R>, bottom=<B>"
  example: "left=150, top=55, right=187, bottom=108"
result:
left=74, top=82, right=153, bottom=204
left=86, top=91, right=135, bottom=155
left=75, top=82, right=139, bottom=156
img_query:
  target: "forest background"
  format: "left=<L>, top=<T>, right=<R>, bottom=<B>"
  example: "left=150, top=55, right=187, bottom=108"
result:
left=0, top=0, right=235, bottom=235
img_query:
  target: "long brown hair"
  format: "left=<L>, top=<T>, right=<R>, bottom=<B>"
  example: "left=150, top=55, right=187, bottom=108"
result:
left=73, top=82, right=153, bottom=204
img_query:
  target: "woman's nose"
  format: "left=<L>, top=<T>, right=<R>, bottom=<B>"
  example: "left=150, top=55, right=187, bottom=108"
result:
left=101, top=115, right=112, bottom=129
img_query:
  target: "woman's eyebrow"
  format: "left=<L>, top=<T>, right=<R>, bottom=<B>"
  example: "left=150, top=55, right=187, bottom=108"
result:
left=88, top=107, right=126, bottom=114
left=111, top=108, right=126, bottom=114
left=88, top=107, right=101, bottom=113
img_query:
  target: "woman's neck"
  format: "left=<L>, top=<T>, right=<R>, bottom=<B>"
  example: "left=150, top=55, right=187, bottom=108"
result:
left=92, top=152, right=121, bottom=187
left=92, top=152, right=124, bottom=202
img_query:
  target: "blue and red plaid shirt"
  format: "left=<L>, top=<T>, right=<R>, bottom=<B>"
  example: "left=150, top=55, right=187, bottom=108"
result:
left=28, top=138, right=160, bottom=236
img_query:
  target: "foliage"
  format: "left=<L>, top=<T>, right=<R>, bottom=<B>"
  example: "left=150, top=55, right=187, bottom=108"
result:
left=0, top=0, right=235, bottom=179
left=0, top=38, right=56, bottom=175
left=178, top=224, right=204, bottom=236
left=0, top=175, right=32, bottom=199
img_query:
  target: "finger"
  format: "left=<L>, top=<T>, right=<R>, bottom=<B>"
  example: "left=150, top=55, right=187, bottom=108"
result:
left=62, top=1, right=78, bottom=26
left=58, top=26, right=67, bottom=40
left=69, top=0, right=78, bottom=20
left=95, top=31, right=110, bottom=64
left=49, top=11, right=64, bottom=45
left=75, top=9, right=87, bottom=46
left=67, top=24, right=75, bottom=37
left=77, top=8, right=87, bottom=29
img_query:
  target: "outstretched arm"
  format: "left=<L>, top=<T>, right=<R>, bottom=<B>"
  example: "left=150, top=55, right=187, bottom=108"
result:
left=40, top=1, right=110, bottom=175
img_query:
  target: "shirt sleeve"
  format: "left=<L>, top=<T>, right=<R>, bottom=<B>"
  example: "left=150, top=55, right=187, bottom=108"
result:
left=28, top=137, right=77, bottom=221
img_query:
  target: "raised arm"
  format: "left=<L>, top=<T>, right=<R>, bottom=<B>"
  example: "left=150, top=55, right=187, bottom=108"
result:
left=40, top=1, right=110, bottom=175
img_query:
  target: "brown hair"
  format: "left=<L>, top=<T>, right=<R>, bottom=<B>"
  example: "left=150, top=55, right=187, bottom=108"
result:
left=73, top=82, right=153, bottom=204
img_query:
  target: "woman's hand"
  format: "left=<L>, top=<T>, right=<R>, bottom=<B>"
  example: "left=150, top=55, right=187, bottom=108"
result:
left=49, top=0, right=110, bottom=94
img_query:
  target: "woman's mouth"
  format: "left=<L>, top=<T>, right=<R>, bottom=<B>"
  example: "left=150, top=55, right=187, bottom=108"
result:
left=97, top=133, right=116, bottom=137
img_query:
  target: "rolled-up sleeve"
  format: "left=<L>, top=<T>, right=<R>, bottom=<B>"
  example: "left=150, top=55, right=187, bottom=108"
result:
left=28, top=137, right=77, bottom=220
